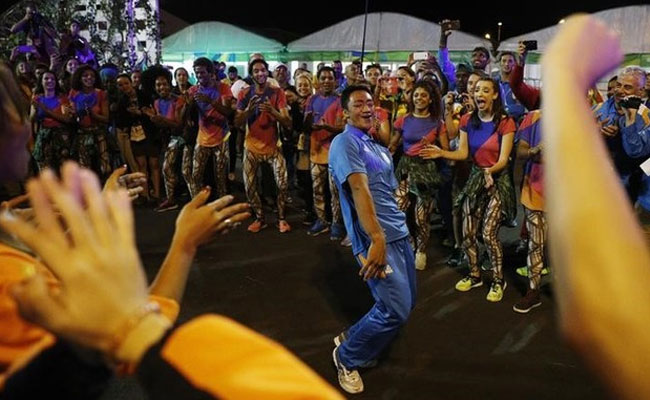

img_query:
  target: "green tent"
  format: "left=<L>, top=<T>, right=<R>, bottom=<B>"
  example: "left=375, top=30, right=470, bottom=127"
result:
left=162, top=21, right=284, bottom=63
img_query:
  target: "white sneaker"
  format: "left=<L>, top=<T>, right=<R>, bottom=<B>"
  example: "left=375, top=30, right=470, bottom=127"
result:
left=340, top=235, right=352, bottom=247
left=332, top=346, right=364, bottom=394
left=415, top=252, right=427, bottom=270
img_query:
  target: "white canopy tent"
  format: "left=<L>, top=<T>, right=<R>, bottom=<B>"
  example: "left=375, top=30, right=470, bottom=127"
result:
left=500, top=5, right=650, bottom=54
left=287, top=12, right=487, bottom=53
left=499, top=5, right=650, bottom=86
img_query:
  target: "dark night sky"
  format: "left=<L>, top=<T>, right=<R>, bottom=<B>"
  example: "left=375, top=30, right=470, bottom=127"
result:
left=0, top=1, right=644, bottom=43
left=160, top=0, right=644, bottom=43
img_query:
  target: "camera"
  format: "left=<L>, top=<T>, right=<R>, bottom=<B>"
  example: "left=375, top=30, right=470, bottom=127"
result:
left=522, top=40, right=538, bottom=51
left=620, top=96, right=643, bottom=109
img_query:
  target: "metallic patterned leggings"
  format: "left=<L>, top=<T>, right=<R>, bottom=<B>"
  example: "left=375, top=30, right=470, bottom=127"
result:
left=524, top=208, right=547, bottom=290
left=243, top=149, right=288, bottom=221
left=311, top=163, right=341, bottom=224
left=76, top=129, right=111, bottom=177
left=191, top=142, right=229, bottom=198
left=395, top=178, right=435, bottom=253
left=462, top=188, right=504, bottom=279
left=162, top=140, right=193, bottom=201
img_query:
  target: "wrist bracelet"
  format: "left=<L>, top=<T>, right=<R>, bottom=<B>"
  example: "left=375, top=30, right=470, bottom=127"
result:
left=107, top=301, right=161, bottom=359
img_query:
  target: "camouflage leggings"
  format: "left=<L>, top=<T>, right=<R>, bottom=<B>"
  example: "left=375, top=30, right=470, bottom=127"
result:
left=311, top=163, right=341, bottom=224
left=243, top=149, right=288, bottom=221
left=75, top=127, right=111, bottom=177
left=33, top=127, right=73, bottom=172
left=396, top=178, right=435, bottom=254
left=524, top=208, right=547, bottom=290
left=462, top=188, right=504, bottom=280
left=162, top=137, right=192, bottom=201
left=191, top=142, right=229, bottom=198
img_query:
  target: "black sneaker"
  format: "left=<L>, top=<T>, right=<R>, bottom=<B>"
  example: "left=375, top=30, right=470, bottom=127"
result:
left=446, top=248, right=464, bottom=267
left=513, top=289, right=542, bottom=313
left=515, top=238, right=528, bottom=254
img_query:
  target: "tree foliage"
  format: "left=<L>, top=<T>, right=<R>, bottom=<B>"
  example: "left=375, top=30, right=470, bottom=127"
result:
left=0, top=0, right=160, bottom=70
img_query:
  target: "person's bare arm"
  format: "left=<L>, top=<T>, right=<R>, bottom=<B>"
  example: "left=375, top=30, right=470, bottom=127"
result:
left=420, top=130, right=468, bottom=160
left=542, top=15, right=650, bottom=400
left=376, top=119, right=391, bottom=147
left=517, top=139, right=542, bottom=163
left=347, top=173, right=387, bottom=281
left=10, top=16, right=29, bottom=34
left=90, top=96, right=109, bottom=124
left=388, top=130, right=401, bottom=154
left=443, top=93, right=460, bottom=139
left=149, top=192, right=250, bottom=303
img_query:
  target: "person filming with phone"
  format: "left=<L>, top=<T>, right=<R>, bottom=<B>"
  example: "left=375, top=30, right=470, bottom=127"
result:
left=616, top=67, right=650, bottom=233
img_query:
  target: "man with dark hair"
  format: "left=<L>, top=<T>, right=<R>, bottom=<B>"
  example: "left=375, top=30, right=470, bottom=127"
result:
left=454, top=63, right=471, bottom=95
left=59, top=19, right=95, bottom=68
left=497, top=51, right=526, bottom=122
left=333, top=60, right=344, bottom=87
left=364, top=64, right=382, bottom=93
left=235, top=59, right=293, bottom=233
left=223, top=66, right=241, bottom=86
left=304, top=66, right=345, bottom=240
left=187, top=57, right=234, bottom=199
left=607, top=75, right=619, bottom=99
left=328, top=85, right=416, bottom=394
left=471, top=46, right=490, bottom=73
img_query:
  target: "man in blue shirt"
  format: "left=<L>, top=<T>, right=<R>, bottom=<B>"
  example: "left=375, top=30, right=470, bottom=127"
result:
left=618, top=67, right=650, bottom=230
left=596, top=67, right=647, bottom=203
left=328, top=85, right=416, bottom=394
left=496, top=52, right=527, bottom=123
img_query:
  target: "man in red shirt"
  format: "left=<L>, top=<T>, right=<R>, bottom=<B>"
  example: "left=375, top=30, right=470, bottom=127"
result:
left=235, top=59, right=293, bottom=233
left=187, top=57, right=234, bottom=198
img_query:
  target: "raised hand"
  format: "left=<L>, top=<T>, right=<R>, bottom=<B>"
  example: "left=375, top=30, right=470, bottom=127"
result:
left=172, top=189, right=251, bottom=251
left=104, top=165, right=146, bottom=200
left=0, top=164, right=158, bottom=359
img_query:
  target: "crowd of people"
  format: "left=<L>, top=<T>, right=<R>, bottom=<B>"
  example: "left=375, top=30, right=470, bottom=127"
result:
left=1, top=6, right=650, bottom=398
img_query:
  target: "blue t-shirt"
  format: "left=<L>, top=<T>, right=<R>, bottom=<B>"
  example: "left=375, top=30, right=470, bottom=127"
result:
left=329, top=124, right=409, bottom=256
left=459, top=114, right=516, bottom=168
left=498, top=80, right=526, bottom=122
left=393, top=114, right=442, bottom=156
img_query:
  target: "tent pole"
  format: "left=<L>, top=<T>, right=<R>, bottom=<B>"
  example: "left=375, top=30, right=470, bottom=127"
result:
left=360, top=0, right=369, bottom=64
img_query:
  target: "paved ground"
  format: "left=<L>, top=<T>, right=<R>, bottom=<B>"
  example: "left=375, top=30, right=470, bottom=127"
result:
left=100, top=180, right=608, bottom=400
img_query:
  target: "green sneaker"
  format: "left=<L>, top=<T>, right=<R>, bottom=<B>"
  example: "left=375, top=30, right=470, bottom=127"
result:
left=486, top=279, right=507, bottom=302
left=455, top=275, right=483, bottom=292
left=515, top=267, right=550, bottom=277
